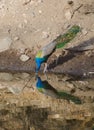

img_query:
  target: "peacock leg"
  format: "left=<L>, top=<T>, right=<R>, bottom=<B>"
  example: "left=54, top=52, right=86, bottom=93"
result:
left=43, top=62, right=48, bottom=73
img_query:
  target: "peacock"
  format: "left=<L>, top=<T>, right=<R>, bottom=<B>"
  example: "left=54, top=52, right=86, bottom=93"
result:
left=35, top=25, right=81, bottom=76
left=36, top=76, right=81, bottom=104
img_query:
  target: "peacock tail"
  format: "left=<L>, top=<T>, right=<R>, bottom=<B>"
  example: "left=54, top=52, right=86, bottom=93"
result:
left=56, top=25, right=81, bottom=49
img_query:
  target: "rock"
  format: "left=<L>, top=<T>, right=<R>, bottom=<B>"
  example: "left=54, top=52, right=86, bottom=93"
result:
left=18, top=23, right=24, bottom=28
left=14, top=73, right=30, bottom=79
left=0, top=127, right=5, bottom=130
left=18, top=48, right=26, bottom=54
left=39, top=10, right=42, bottom=14
left=20, top=54, right=30, bottom=62
left=64, top=23, right=71, bottom=29
left=30, top=127, right=35, bottom=130
left=82, top=29, right=88, bottom=35
left=21, top=73, right=30, bottom=79
left=0, top=83, right=6, bottom=89
left=32, top=12, right=36, bottom=17
left=42, top=31, right=49, bottom=39
left=0, top=36, right=12, bottom=52
left=24, top=19, right=28, bottom=24
left=21, top=32, right=36, bottom=47
left=65, top=10, right=72, bottom=20
left=38, top=0, right=43, bottom=3
left=30, top=1, right=35, bottom=5
left=8, top=85, right=24, bottom=94
left=23, top=0, right=31, bottom=5
left=67, top=82, right=75, bottom=89
left=68, top=1, right=74, bottom=6
left=13, top=36, right=20, bottom=41
left=48, top=114, right=61, bottom=119
left=0, top=104, right=6, bottom=110
left=12, top=40, right=26, bottom=53
left=0, top=73, right=13, bottom=81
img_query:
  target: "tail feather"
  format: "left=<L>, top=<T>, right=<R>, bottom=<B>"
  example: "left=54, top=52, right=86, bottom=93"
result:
left=56, top=25, right=81, bottom=49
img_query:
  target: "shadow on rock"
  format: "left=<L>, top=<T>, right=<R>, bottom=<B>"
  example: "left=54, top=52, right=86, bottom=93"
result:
left=66, top=37, right=94, bottom=52
left=48, top=51, right=77, bottom=70
left=48, top=37, right=94, bottom=78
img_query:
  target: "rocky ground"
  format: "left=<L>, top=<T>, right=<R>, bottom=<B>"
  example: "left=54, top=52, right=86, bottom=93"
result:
left=0, top=0, right=94, bottom=130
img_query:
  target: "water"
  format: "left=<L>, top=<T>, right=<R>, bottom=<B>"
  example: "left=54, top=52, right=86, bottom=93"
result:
left=0, top=73, right=94, bottom=130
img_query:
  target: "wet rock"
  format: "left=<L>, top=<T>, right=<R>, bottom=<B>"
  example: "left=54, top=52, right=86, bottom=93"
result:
left=0, top=36, right=12, bottom=52
left=0, top=73, right=13, bottom=81
left=20, top=54, right=30, bottom=62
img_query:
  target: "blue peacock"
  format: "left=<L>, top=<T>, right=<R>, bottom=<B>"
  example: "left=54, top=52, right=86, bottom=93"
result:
left=36, top=76, right=81, bottom=104
left=35, top=25, right=81, bottom=75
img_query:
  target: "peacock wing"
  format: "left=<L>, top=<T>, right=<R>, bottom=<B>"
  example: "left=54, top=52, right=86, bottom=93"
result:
left=42, top=41, right=57, bottom=57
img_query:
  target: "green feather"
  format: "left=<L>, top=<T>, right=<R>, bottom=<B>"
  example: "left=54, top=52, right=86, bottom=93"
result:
left=56, top=25, right=81, bottom=49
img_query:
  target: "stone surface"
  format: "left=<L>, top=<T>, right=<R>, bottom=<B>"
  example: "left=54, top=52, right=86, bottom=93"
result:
left=65, top=9, right=72, bottom=20
left=82, top=29, right=88, bottom=35
left=20, top=54, right=30, bottom=62
left=0, top=73, right=13, bottom=81
left=0, top=0, right=94, bottom=130
left=0, top=83, right=6, bottom=89
left=11, top=39, right=26, bottom=52
left=8, top=85, right=24, bottom=94
left=0, top=35, right=12, bottom=52
left=42, top=31, right=49, bottom=39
